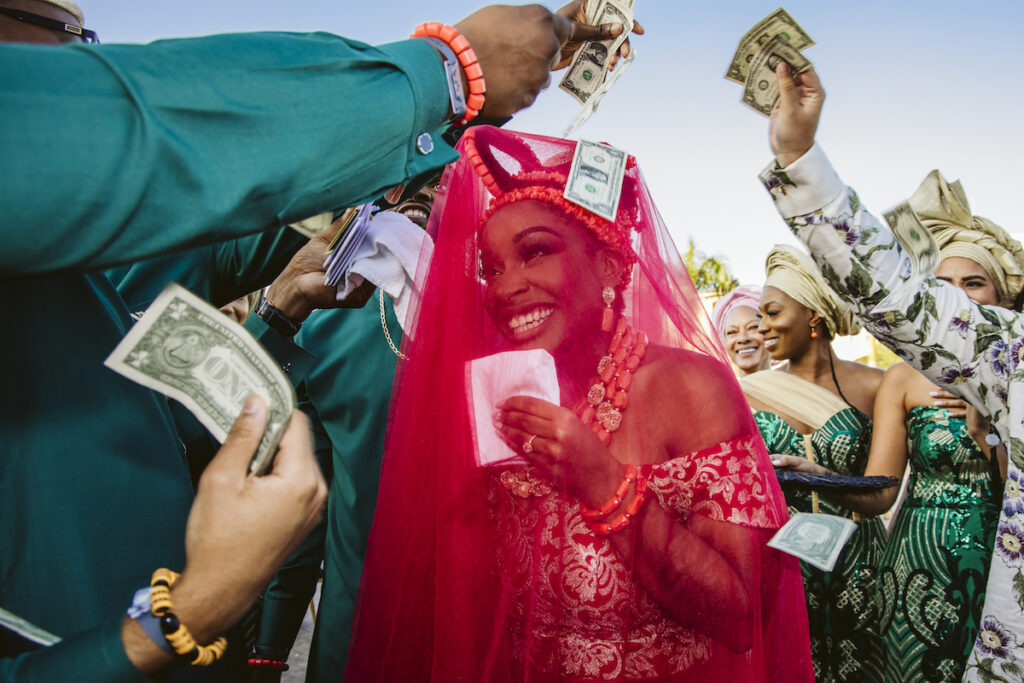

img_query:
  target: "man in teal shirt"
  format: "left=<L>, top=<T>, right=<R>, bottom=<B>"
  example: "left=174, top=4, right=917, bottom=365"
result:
left=252, top=181, right=438, bottom=680
left=0, top=2, right=623, bottom=679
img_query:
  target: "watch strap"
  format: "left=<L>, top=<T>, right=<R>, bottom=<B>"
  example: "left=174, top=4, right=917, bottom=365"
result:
left=420, top=36, right=467, bottom=123
left=256, top=298, right=301, bottom=337
left=127, top=587, right=175, bottom=656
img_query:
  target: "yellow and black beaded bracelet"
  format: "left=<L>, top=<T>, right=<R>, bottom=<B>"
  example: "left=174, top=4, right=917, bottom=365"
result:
left=149, top=569, right=228, bottom=666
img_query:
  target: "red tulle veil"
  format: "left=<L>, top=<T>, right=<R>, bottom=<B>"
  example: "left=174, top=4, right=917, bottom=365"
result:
left=345, top=127, right=812, bottom=682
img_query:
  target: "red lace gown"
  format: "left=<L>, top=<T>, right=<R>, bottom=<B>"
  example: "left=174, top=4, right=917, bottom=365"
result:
left=490, top=437, right=788, bottom=681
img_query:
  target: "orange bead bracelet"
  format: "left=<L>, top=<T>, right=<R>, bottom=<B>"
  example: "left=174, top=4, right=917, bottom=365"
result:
left=411, top=22, right=486, bottom=125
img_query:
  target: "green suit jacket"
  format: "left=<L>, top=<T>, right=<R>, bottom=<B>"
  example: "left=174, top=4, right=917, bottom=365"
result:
left=0, top=32, right=454, bottom=681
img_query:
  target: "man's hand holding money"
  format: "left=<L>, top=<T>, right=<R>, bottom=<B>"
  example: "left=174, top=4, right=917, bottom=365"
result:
left=266, top=213, right=377, bottom=324
left=453, top=3, right=628, bottom=119
left=553, top=0, right=644, bottom=71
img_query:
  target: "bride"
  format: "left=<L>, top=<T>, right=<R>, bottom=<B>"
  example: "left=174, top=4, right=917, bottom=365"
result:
left=345, top=126, right=812, bottom=682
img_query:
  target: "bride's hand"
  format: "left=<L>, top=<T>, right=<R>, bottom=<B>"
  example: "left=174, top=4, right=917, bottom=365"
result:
left=495, top=395, right=622, bottom=506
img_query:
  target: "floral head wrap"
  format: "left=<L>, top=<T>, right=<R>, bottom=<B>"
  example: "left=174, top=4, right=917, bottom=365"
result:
left=463, top=126, right=641, bottom=285
left=764, top=245, right=860, bottom=338
left=909, top=170, right=1024, bottom=307
left=711, top=285, right=763, bottom=343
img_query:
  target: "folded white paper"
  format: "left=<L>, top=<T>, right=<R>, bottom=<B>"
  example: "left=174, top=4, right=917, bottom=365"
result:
left=468, top=349, right=560, bottom=467
left=334, top=211, right=433, bottom=332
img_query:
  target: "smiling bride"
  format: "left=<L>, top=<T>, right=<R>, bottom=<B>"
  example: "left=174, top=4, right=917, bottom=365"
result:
left=344, top=127, right=813, bottom=682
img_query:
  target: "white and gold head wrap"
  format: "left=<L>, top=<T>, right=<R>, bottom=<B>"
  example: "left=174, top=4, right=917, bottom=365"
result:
left=764, top=244, right=860, bottom=338
left=909, top=170, right=1024, bottom=307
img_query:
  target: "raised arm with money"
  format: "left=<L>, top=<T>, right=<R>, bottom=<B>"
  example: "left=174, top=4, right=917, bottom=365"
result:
left=726, top=8, right=814, bottom=117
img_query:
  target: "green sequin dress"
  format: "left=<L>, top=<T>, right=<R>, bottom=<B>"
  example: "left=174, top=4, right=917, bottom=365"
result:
left=878, top=407, right=999, bottom=682
left=755, top=408, right=887, bottom=683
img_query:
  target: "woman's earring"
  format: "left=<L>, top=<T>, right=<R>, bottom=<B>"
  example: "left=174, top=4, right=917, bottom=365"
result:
left=601, top=287, right=616, bottom=332
left=810, top=325, right=818, bottom=339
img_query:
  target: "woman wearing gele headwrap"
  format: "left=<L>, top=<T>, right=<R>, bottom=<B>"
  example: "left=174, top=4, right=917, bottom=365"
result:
left=741, top=244, right=886, bottom=683
left=712, top=285, right=772, bottom=377
left=345, top=127, right=812, bottom=682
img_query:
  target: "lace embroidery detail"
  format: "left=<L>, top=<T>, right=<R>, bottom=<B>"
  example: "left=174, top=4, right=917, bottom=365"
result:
left=648, top=436, right=785, bottom=529
left=500, top=468, right=553, bottom=498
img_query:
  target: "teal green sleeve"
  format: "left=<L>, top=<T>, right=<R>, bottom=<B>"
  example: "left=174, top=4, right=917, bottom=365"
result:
left=243, top=314, right=317, bottom=389
left=0, top=618, right=147, bottom=683
left=0, top=33, right=456, bottom=277
left=108, top=227, right=307, bottom=312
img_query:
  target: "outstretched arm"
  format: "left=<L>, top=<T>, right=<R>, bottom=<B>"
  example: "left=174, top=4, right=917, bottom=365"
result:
left=1, top=5, right=626, bottom=278
left=762, top=62, right=1022, bottom=438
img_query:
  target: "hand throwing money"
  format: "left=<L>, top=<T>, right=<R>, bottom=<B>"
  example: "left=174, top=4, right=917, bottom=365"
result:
left=559, top=0, right=639, bottom=135
left=105, top=283, right=296, bottom=475
left=726, top=8, right=815, bottom=117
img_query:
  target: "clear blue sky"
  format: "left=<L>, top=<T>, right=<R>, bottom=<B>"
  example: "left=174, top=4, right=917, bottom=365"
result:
left=86, top=1, right=1024, bottom=284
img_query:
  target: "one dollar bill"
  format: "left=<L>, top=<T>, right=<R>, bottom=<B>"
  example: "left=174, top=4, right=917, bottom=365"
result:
left=288, top=212, right=334, bottom=239
left=563, top=48, right=637, bottom=137
left=884, top=201, right=940, bottom=281
left=104, top=283, right=296, bottom=475
left=725, top=8, right=814, bottom=84
left=741, top=34, right=812, bottom=117
left=767, top=512, right=857, bottom=572
left=563, top=139, right=628, bottom=222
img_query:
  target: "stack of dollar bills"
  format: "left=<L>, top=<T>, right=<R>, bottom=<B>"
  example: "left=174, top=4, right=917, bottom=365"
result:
left=323, top=202, right=376, bottom=288
left=559, top=0, right=637, bottom=136
left=726, top=8, right=814, bottom=117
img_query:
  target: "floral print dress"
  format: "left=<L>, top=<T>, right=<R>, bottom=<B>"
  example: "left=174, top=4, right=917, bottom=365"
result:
left=761, top=143, right=1024, bottom=682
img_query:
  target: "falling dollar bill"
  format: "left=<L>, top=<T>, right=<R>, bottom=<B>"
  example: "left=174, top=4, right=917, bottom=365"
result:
left=884, top=201, right=941, bottom=280
left=725, top=8, right=814, bottom=84
left=741, top=34, right=812, bottom=117
left=563, top=48, right=636, bottom=137
left=563, top=139, right=627, bottom=222
left=559, top=0, right=634, bottom=106
left=767, top=512, right=857, bottom=572
left=104, top=283, right=296, bottom=475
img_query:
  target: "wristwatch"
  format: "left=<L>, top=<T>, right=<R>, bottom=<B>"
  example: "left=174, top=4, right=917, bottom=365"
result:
left=255, top=298, right=301, bottom=337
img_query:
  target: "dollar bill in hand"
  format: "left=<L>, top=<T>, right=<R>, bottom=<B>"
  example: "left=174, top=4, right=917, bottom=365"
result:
left=725, top=7, right=814, bottom=84
left=741, top=34, right=812, bottom=117
left=767, top=512, right=857, bottom=572
left=323, top=202, right=376, bottom=287
left=563, top=139, right=627, bottom=222
left=559, top=0, right=634, bottom=106
left=104, top=283, right=296, bottom=475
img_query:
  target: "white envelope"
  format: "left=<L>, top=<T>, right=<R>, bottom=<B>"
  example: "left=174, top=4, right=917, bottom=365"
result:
left=467, top=349, right=560, bottom=467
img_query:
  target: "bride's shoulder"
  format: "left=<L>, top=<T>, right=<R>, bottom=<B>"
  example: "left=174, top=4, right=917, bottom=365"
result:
left=638, top=344, right=736, bottom=388
left=632, top=344, right=744, bottom=446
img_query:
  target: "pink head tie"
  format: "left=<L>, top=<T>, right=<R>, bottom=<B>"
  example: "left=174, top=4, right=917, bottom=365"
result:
left=711, top=285, right=763, bottom=342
